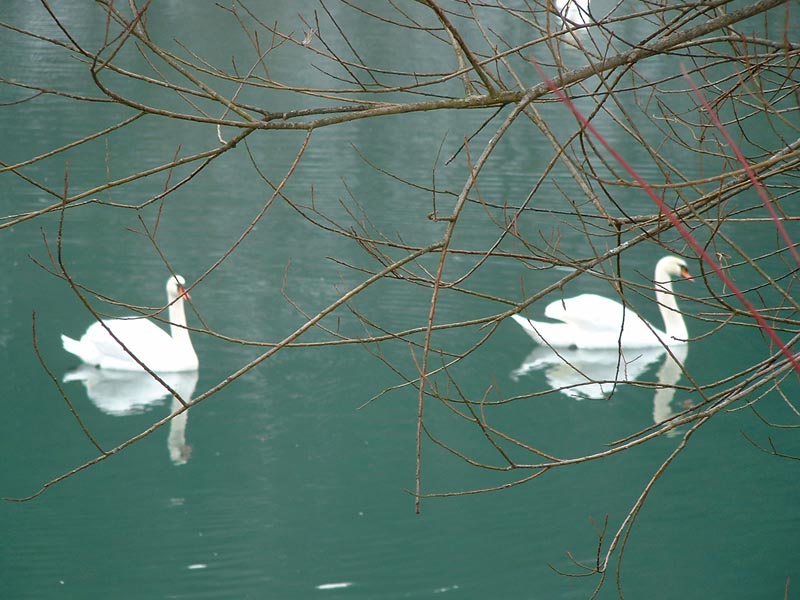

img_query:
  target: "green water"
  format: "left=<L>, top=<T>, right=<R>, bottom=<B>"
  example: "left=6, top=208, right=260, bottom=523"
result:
left=1, top=2, right=798, bottom=599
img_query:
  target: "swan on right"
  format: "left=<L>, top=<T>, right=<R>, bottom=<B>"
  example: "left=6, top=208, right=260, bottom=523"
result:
left=511, top=255, right=693, bottom=349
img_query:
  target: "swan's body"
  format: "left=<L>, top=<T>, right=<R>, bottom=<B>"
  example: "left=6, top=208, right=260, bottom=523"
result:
left=511, top=256, right=692, bottom=349
left=61, top=275, right=198, bottom=372
left=555, top=0, right=591, bottom=27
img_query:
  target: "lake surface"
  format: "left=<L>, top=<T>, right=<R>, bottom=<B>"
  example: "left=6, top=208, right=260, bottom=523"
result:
left=1, top=2, right=798, bottom=599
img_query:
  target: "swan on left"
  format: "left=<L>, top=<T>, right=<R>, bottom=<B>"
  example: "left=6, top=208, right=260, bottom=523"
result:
left=61, top=275, right=198, bottom=372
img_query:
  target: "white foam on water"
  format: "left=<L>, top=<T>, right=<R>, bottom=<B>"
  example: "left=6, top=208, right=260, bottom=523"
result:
left=316, top=581, right=354, bottom=590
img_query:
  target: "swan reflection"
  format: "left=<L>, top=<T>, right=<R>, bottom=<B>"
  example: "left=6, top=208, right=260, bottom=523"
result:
left=63, top=366, right=198, bottom=465
left=651, top=344, right=688, bottom=426
left=511, top=344, right=688, bottom=423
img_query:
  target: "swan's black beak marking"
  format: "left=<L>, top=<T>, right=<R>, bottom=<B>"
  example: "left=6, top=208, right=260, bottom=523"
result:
left=680, top=266, right=694, bottom=282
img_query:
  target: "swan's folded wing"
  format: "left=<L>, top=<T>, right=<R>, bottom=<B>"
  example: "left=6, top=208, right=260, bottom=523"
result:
left=84, top=318, right=174, bottom=365
left=543, top=294, right=631, bottom=331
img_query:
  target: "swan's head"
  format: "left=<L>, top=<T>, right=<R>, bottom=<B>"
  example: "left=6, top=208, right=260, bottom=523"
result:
left=656, top=256, right=693, bottom=283
left=166, top=274, right=190, bottom=301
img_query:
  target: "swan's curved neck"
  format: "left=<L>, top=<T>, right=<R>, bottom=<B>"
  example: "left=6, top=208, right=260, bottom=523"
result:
left=168, top=297, right=192, bottom=348
left=654, top=276, right=688, bottom=343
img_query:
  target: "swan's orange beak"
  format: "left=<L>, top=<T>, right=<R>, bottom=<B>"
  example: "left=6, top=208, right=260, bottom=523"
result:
left=178, top=285, right=191, bottom=300
left=680, top=266, right=694, bottom=282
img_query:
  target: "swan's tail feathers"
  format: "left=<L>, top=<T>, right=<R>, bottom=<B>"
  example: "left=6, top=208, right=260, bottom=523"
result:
left=61, top=334, right=89, bottom=362
left=510, top=314, right=530, bottom=329
left=510, top=314, right=545, bottom=344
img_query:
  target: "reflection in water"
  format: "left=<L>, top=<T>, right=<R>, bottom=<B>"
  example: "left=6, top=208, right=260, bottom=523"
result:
left=651, top=343, right=688, bottom=426
left=167, top=396, right=192, bottom=466
left=63, top=366, right=198, bottom=465
left=511, top=344, right=688, bottom=423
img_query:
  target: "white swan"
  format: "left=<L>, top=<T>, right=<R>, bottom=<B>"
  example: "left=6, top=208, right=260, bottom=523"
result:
left=61, top=275, right=198, bottom=372
left=511, top=256, right=692, bottom=349
left=555, top=0, right=591, bottom=27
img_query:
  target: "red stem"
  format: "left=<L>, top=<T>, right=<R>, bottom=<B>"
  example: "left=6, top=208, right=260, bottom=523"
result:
left=530, top=60, right=798, bottom=374
left=681, top=66, right=799, bottom=267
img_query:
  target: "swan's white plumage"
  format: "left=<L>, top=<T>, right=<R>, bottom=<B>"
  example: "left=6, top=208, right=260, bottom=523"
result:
left=555, top=0, right=591, bottom=26
left=511, top=256, right=692, bottom=349
left=61, top=275, right=198, bottom=372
